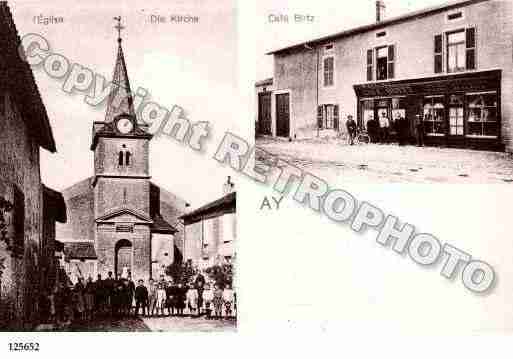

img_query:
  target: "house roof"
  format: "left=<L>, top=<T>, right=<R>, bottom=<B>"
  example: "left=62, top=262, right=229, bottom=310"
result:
left=64, top=242, right=97, bottom=260
left=179, top=191, right=236, bottom=224
left=42, top=184, right=67, bottom=223
left=267, top=0, right=489, bottom=55
left=0, top=2, right=57, bottom=152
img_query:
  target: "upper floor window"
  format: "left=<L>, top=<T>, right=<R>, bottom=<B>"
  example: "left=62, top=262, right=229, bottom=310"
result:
left=436, top=28, right=476, bottom=73
left=367, top=45, right=395, bottom=81
left=323, top=56, right=334, bottom=87
left=447, top=30, right=466, bottom=73
left=324, top=44, right=334, bottom=53
left=118, top=144, right=131, bottom=166
left=447, top=11, right=463, bottom=21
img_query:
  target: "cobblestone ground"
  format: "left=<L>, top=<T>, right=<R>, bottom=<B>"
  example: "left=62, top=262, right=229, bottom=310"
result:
left=66, top=315, right=236, bottom=332
left=256, top=137, right=513, bottom=184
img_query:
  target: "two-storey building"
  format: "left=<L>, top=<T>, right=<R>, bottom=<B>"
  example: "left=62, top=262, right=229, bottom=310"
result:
left=257, top=0, right=513, bottom=151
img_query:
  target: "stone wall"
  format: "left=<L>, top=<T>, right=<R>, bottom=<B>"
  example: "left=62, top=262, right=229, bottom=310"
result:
left=0, top=93, right=43, bottom=329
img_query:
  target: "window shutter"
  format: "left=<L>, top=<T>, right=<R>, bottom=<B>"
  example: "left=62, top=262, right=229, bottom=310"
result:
left=317, top=105, right=324, bottom=129
left=334, top=105, right=339, bottom=130
left=366, top=49, right=373, bottom=81
left=387, top=45, right=395, bottom=79
left=434, top=34, right=443, bottom=73
left=466, top=27, right=476, bottom=70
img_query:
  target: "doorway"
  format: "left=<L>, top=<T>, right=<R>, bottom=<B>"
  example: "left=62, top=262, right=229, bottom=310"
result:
left=115, top=239, right=132, bottom=279
left=276, top=93, right=290, bottom=138
left=257, top=92, right=272, bottom=136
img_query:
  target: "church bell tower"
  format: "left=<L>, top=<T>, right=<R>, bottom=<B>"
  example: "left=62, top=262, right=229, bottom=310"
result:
left=90, top=17, right=153, bottom=280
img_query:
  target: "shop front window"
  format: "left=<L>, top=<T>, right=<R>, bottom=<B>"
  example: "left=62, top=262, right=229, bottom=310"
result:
left=391, top=97, right=406, bottom=133
left=449, top=94, right=464, bottom=135
left=361, top=99, right=374, bottom=129
left=466, top=92, right=498, bottom=138
left=423, top=96, right=445, bottom=136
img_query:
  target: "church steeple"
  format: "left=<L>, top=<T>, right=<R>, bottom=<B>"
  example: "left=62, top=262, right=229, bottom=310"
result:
left=105, top=16, right=136, bottom=123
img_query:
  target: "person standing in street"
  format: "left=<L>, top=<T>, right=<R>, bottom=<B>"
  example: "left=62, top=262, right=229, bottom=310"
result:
left=126, top=273, right=135, bottom=316
left=222, top=284, right=235, bottom=318
left=194, top=270, right=206, bottom=315
left=213, top=284, right=224, bottom=319
left=345, top=115, right=357, bottom=145
left=379, top=111, right=390, bottom=143
left=186, top=283, right=199, bottom=317
left=202, top=283, right=214, bottom=319
left=415, top=114, right=424, bottom=146
left=156, top=281, right=167, bottom=316
left=84, top=276, right=95, bottom=321
left=134, top=279, right=148, bottom=316
left=147, top=278, right=157, bottom=317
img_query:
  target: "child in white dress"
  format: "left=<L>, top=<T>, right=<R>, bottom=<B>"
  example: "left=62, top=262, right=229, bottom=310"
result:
left=186, top=284, right=199, bottom=316
left=202, top=284, right=214, bottom=319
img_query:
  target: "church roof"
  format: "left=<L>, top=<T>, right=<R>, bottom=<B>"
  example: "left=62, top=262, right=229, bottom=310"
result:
left=64, top=242, right=97, bottom=260
left=0, top=2, right=57, bottom=152
left=151, top=213, right=178, bottom=234
left=104, top=36, right=136, bottom=123
left=180, top=192, right=236, bottom=225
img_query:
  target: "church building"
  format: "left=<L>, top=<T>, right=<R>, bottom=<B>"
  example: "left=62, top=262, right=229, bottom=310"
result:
left=56, top=21, right=190, bottom=282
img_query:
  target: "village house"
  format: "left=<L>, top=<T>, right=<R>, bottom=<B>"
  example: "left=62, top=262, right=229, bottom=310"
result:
left=0, top=2, right=66, bottom=329
left=256, top=0, right=513, bottom=151
left=180, top=177, right=236, bottom=270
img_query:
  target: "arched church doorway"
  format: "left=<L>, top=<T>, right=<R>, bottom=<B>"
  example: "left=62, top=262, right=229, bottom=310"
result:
left=115, top=239, right=132, bottom=279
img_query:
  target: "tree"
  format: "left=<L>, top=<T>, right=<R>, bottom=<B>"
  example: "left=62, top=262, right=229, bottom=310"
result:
left=165, top=261, right=195, bottom=285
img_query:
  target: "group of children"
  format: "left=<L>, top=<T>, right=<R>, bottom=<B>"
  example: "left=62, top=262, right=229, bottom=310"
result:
left=135, top=277, right=236, bottom=319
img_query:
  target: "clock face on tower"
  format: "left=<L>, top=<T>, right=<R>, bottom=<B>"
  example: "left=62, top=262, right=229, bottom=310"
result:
left=116, top=116, right=134, bottom=134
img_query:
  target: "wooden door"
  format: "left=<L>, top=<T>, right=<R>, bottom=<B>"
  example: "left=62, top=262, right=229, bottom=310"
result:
left=258, top=92, right=272, bottom=135
left=276, top=93, right=290, bottom=138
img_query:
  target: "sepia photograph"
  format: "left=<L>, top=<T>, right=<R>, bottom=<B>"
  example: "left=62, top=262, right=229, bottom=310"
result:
left=0, top=0, right=237, bottom=332
left=255, top=0, right=513, bottom=184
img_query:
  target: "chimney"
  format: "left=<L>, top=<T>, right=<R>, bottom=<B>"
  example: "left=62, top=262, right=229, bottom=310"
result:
left=223, top=176, right=235, bottom=195
left=376, top=0, right=386, bottom=22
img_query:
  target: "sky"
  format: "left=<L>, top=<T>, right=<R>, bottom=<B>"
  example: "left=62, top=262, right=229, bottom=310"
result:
left=10, top=0, right=238, bottom=208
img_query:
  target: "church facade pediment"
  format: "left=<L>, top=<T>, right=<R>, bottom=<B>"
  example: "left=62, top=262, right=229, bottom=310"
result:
left=95, top=207, right=153, bottom=224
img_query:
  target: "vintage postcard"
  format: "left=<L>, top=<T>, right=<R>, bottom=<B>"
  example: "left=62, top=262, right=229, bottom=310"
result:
left=255, top=0, right=513, bottom=184
left=1, top=0, right=513, bottom=357
left=0, top=0, right=237, bottom=333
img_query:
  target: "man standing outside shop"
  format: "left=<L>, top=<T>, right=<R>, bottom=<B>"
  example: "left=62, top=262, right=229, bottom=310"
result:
left=345, top=115, right=357, bottom=145
left=379, top=111, right=390, bottom=143
left=415, top=114, right=424, bottom=146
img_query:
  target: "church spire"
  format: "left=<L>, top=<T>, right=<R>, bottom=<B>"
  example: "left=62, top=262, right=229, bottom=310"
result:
left=105, top=16, right=136, bottom=123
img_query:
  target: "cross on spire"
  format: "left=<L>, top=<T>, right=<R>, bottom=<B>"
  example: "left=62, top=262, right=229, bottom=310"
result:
left=114, top=16, right=124, bottom=43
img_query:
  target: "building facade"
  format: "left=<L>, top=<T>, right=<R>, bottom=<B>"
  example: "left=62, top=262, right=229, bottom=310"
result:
left=0, top=2, right=66, bottom=329
left=180, top=178, right=236, bottom=270
left=258, top=0, right=513, bottom=151
left=56, top=27, right=189, bottom=283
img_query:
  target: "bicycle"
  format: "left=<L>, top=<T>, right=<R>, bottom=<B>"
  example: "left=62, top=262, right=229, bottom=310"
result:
left=337, top=127, right=371, bottom=145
